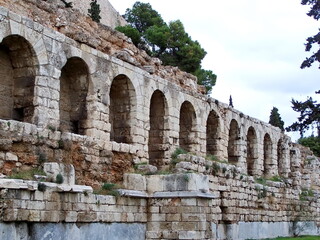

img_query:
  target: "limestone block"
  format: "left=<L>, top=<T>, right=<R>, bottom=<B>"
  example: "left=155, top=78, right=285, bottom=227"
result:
left=43, top=162, right=75, bottom=185
left=147, top=175, right=164, bottom=193
left=123, top=174, right=146, bottom=191
left=136, top=164, right=157, bottom=174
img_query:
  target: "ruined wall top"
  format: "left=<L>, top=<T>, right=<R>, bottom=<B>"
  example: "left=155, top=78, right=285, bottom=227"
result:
left=71, top=0, right=127, bottom=28
left=1, top=0, right=205, bottom=95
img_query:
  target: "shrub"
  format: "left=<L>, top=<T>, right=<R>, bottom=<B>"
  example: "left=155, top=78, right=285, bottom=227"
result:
left=38, top=183, right=47, bottom=192
left=56, top=173, right=64, bottom=184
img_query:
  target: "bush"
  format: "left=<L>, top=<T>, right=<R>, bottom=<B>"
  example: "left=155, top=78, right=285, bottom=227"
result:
left=56, top=173, right=64, bottom=184
left=38, top=183, right=47, bottom=192
left=171, top=148, right=187, bottom=159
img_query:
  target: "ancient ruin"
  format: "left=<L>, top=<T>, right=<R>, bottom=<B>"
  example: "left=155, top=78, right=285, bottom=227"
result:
left=0, top=0, right=319, bottom=239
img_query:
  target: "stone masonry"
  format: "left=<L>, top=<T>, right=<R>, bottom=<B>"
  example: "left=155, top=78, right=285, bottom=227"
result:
left=0, top=0, right=319, bottom=239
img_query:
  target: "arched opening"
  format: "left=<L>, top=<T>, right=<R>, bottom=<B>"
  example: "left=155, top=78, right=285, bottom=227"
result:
left=179, top=101, right=196, bottom=152
left=263, top=133, right=272, bottom=176
left=206, top=110, right=220, bottom=156
left=0, top=35, right=38, bottom=122
left=148, top=90, right=167, bottom=167
left=246, top=127, right=257, bottom=175
left=109, top=74, right=136, bottom=143
left=277, top=139, right=284, bottom=176
left=228, top=119, right=240, bottom=164
left=59, top=57, right=89, bottom=135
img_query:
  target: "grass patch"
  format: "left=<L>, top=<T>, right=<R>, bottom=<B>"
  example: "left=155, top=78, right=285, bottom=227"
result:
left=300, top=188, right=314, bottom=201
left=171, top=148, right=187, bottom=160
left=93, top=182, right=120, bottom=197
left=264, top=236, right=320, bottom=240
left=8, top=168, right=46, bottom=180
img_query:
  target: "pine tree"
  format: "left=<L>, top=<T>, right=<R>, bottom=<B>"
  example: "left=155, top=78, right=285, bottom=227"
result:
left=269, top=107, right=284, bottom=131
left=88, top=0, right=101, bottom=23
left=229, top=95, right=234, bottom=108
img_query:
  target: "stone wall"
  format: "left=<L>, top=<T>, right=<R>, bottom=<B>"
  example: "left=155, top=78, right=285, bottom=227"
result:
left=71, top=0, right=127, bottom=28
left=0, top=1, right=320, bottom=239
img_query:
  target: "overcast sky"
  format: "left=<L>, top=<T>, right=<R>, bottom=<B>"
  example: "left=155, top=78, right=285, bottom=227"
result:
left=108, top=0, right=319, bottom=140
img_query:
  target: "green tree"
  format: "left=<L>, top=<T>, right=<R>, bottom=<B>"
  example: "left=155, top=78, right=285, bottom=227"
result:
left=117, top=1, right=216, bottom=94
left=286, top=90, right=320, bottom=137
left=298, top=135, right=320, bottom=157
left=88, top=0, right=101, bottom=23
left=269, top=107, right=285, bottom=131
left=301, top=0, right=320, bottom=68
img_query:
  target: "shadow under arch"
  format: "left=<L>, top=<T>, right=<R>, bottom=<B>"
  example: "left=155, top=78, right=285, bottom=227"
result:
left=246, top=126, right=258, bottom=175
left=109, top=74, right=137, bottom=144
left=206, top=110, right=220, bottom=156
left=0, top=34, right=39, bottom=123
left=59, top=57, right=89, bottom=135
left=263, top=133, right=273, bottom=176
left=179, top=101, right=197, bottom=152
left=148, top=90, right=169, bottom=167
left=228, top=119, right=241, bottom=165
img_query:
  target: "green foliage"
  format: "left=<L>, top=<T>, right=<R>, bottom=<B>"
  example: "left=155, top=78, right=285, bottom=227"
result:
left=38, top=152, right=47, bottom=164
left=255, top=177, right=267, bottom=185
left=193, top=68, right=217, bottom=94
left=286, top=90, right=320, bottom=137
left=171, top=148, right=187, bottom=160
left=120, top=1, right=216, bottom=94
left=269, top=107, right=285, bottom=131
left=211, top=162, right=220, bottom=176
left=8, top=168, right=46, bottom=180
left=298, top=135, right=320, bottom=157
left=88, top=0, right=101, bottom=23
left=116, top=25, right=142, bottom=46
left=37, top=183, right=47, bottom=192
left=301, top=0, right=320, bottom=68
left=299, top=188, right=314, bottom=201
left=206, top=154, right=218, bottom=162
left=94, top=182, right=120, bottom=197
left=257, top=186, right=268, bottom=199
left=265, top=236, right=320, bottom=240
left=55, top=173, right=64, bottom=184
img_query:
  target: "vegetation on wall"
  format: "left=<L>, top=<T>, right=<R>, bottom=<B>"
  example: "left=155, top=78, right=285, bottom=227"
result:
left=88, top=0, right=101, bottom=23
left=269, top=107, right=284, bottom=131
left=116, top=1, right=217, bottom=94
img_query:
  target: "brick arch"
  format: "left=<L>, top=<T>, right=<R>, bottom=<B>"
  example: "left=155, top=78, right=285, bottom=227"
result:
left=0, top=35, right=39, bottom=123
left=228, top=119, right=241, bottom=164
left=206, top=110, right=221, bottom=156
left=263, top=133, right=273, bottom=176
left=246, top=126, right=258, bottom=175
left=109, top=74, right=136, bottom=144
left=59, top=57, right=89, bottom=135
left=148, top=90, right=169, bottom=167
left=179, top=101, right=197, bottom=152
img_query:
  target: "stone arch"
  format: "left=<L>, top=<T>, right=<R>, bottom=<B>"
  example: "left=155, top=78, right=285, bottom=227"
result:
left=109, top=74, right=136, bottom=143
left=228, top=119, right=240, bottom=164
left=179, top=101, right=197, bottom=152
left=148, top=90, right=168, bottom=167
left=59, top=57, right=89, bottom=135
left=0, top=35, right=38, bottom=123
left=206, top=110, right=220, bottom=156
left=263, top=133, right=273, bottom=176
left=277, top=138, right=285, bottom=176
left=246, top=126, right=258, bottom=175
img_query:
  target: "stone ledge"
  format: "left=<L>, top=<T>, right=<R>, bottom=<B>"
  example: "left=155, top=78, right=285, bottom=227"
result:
left=117, top=189, right=148, bottom=198
left=0, top=179, right=93, bottom=193
left=152, top=191, right=217, bottom=199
